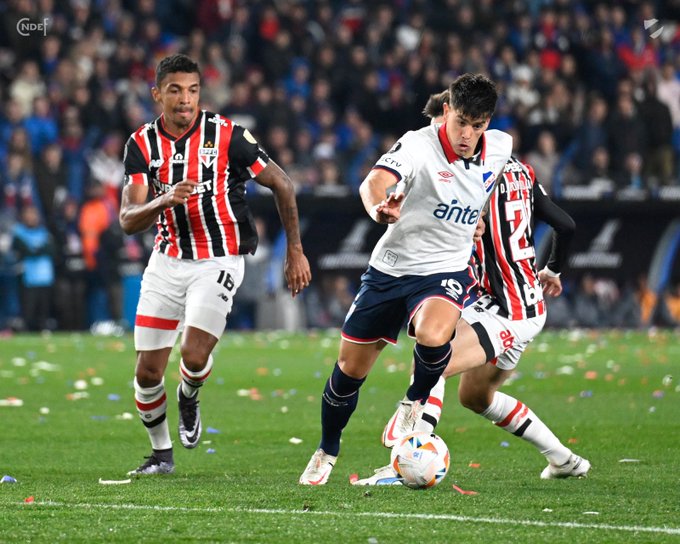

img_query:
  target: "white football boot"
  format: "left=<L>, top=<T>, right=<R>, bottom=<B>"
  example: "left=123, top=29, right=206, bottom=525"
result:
left=381, top=399, right=425, bottom=448
left=299, top=449, right=337, bottom=485
left=352, top=465, right=402, bottom=486
left=541, top=454, right=591, bottom=479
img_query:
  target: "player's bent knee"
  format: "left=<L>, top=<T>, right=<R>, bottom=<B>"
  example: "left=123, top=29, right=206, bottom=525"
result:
left=415, top=328, right=455, bottom=347
left=458, top=390, right=490, bottom=414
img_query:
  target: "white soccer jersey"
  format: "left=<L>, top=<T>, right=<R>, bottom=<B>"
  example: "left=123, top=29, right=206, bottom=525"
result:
left=369, top=123, right=512, bottom=276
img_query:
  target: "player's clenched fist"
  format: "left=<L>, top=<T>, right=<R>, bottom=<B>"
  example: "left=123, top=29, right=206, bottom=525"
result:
left=165, top=180, right=198, bottom=207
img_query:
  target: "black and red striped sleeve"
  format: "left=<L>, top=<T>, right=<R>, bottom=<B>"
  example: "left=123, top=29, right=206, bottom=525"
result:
left=123, top=135, right=150, bottom=186
left=228, top=124, right=270, bottom=178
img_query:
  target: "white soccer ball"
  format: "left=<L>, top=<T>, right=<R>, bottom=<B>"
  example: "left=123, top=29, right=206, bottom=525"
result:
left=390, top=432, right=450, bottom=489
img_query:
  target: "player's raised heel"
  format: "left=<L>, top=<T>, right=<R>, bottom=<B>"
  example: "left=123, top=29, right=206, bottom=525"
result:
left=299, top=449, right=337, bottom=485
left=381, top=399, right=425, bottom=448
left=177, top=385, right=201, bottom=449
left=540, top=454, right=591, bottom=479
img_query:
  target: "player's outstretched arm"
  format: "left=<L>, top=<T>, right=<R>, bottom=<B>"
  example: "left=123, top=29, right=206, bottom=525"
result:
left=254, top=161, right=311, bottom=297
left=119, top=180, right=197, bottom=235
left=532, top=181, right=575, bottom=297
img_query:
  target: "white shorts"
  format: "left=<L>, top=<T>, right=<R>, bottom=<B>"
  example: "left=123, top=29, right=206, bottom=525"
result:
left=461, top=294, right=546, bottom=370
left=134, top=251, right=245, bottom=351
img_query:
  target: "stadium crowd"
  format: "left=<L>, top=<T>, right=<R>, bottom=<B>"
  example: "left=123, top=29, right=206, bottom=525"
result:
left=0, top=0, right=679, bottom=332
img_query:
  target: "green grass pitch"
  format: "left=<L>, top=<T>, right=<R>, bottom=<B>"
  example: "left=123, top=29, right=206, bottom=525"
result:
left=0, top=329, right=679, bottom=543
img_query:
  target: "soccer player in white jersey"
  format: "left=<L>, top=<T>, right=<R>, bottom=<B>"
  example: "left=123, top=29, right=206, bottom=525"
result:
left=119, top=54, right=311, bottom=475
left=300, top=74, right=513, bottom=485
left=353, top=91, right=590, bottom=485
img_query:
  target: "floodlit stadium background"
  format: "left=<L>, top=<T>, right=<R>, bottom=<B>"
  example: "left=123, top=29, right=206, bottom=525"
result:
left=1, top=0, right=679, bottom=333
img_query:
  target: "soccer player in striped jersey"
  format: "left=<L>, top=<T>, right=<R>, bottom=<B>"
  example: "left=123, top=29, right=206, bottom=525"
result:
left=120, top=54, right=311, bottom=475
left=355, top=91, right=590, bottom=485
left=300, top=74, right=513, bottom=485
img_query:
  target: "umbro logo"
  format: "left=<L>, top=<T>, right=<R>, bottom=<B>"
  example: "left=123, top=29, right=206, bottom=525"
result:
left=438, top=170, right=455, bottom=183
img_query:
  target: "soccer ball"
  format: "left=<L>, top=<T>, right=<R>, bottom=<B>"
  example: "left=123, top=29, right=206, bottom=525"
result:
left=390, top=432, right=450, bottom=489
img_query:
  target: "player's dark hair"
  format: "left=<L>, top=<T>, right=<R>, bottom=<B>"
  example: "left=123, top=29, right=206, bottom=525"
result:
left=448, top=73, right=498, bottom=120
left=155, top=54, right=201, bottom=87
left=422, top=90, right=450, bottom=120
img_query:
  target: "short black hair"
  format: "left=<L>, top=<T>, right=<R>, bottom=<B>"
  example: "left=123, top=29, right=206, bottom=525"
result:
left=422, top=90, right=450, bottom=119
left=448, top=73, right=498, bottom=120
left=155, top=54, right=201, bottom=87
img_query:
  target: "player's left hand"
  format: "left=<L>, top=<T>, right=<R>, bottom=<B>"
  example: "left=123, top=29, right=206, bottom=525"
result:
left=473, top=213, right=486, bottom=242
left=539, top=269, right=563, bottom=297
left=285, top=245, right=312, bottom=298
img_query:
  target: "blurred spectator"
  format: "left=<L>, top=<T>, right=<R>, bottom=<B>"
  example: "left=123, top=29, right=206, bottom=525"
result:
left=571, top=95, right=609, bottom=176
left=616, top=152, right=644, bottom=191
left=657, top=62, right=680, bottom=139
left=97, top=220, right=126, bottom=324
left=34, top=143, right=68, bottom=227
left=662, top=282, right=680, bottom=324
left=11, top=205, right=55, bottom=331
left=572, top=274, right=605, bottom=327
left=638, top=77, right=675, bottom=187
left=23, top=96, right=58, bottom=154
left=78, top=182, right=116, bottom=323
left=1, top=153, right=40, bottom=220
left=52, top=198, right=87, bottom=330
left=586, top=146, right=616, bottom=192
left=324, top=275, right=355, bottom=327
left=9, top=61, right=46, bottom=117
left=524, top=130, right=559, bottom=193
left=636, top=274, right=658, bottom=327
left=86, top=132, right=125, bottom=209
left=607, top=92, right=646, bottom=183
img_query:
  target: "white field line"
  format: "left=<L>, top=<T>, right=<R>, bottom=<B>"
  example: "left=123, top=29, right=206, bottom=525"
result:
left=16, top=501, right=680, bottom=536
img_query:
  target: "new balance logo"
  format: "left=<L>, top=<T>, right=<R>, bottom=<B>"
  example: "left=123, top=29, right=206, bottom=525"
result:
left=149, top=158, right=163, bottom=168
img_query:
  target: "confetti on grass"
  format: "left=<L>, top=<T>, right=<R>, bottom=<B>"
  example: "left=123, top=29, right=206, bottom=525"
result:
left=0, top=397, right=23, bottom=407
left=289, top=437, right=303, bottom=445
left=619, top=458, right=641, bottom=463
left=452, top=484, right=478, bottom=495
left=98, top=478, right=132, bottom=485
left=1, top=475, right=17, bottom=483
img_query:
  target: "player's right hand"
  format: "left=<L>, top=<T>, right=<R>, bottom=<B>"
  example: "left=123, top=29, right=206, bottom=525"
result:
left=374, top=192, right=404, bottom=224
left=165, top=180, right=198, bottom=207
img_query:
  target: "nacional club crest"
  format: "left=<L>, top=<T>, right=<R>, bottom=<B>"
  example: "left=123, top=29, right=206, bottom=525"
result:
left=482, top=171, right=496, bottom=193
left=199, top=140, right=217, bottom=168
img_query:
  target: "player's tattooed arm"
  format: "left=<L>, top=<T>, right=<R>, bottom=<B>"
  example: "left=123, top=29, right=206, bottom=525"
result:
left=255, top=161, right=312, bottom=297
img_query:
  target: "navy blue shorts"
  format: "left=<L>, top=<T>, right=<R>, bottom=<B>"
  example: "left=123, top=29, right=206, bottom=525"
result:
left=341, top=266, right=478, bottom=345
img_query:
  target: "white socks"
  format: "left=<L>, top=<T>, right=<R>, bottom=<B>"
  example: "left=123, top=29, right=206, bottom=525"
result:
left=481, top=391, right=572, bottom=466
left=134, top=378, right=171, bottom=450
left=180, top=355, right=213, bottom=398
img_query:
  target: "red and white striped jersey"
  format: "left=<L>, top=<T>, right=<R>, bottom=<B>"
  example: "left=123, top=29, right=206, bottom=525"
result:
left=476, top=157, right=545, bottom=320
left=123, top=110, right=269, bottom=259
